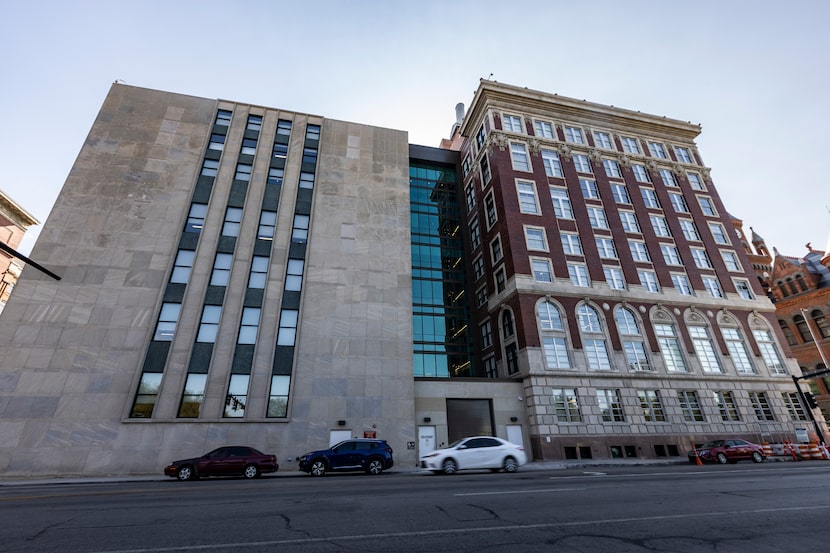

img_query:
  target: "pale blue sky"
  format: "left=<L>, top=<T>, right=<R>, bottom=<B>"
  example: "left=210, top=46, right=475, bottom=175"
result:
left=2, top=0, right=828, bottom=256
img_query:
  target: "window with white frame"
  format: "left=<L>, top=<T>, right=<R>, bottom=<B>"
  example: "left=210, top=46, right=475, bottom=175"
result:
left=525, top=227, right=547, bottom=251
left=638, top=390, right=666, bottom=421
left=621, top=136, right=641, bottom=154
left=531, top=258, right=553, bottom=282
left=702, top=276, right=724, bottom=298
left=510, top=143, right=530, bottom=172
left=476, top=125, right=486, bottom=149
left=655, top=322, right=687, bottom=372
left=568, top=263, right=590, bottom=287
left=473, top=255, right=485, bottom=281
left=721, top=250, right=741, bottom=271
left=462, top=155, right=471, bottom=177
left=709, top=222, right=729, bottom=245
left=722, top=327, right=755, bottom=374
left=552, top=388, right=582, bottom=422
left=550, top=187, right=574, bottom=218
left=616, top=307, right=649, bottom=371
left=481, top=320, right=493, bottom=348
left=539, top=301, right=564, bottom=331
left=587, top=206, right=609, bottom=229
left=679, top=219, right=700, bottom=241
left=196, top=305, right=222, bottom=343
left=561, top=233, right=583, bottom=255
left=753, top=329, right=786, bottom=374
left=495, top=267, right=506, bottom=293
left=669, top=193, right=689, bottom=213
left=641, top=188, right=660, bottom=209
left=734, top=279, right=754, bottom=300
left=714, top=391, right=741, bottom=421
left=782, top=392, right=808, bottom=421
left=632, top=164, right=650, bottom=183
left=580, top=178, right=600, bottom=199
left=691, top=248, right=712, bottom=269
left=503, top=311, right=515, bottom=340
left=648, top=141, right=667, bottom=159
left=687, top=172, right=704, bottom=190
left=650, top=215, right=671, bottom=237
left=659, top=168, right=677, bottom=187
left=604, top=266, right=626, bottom=290
left=572, top=153, right=592, bottom=173
left=661, top=244, right=682, bottom=265
left=674, top=146, right=693, bottom=164
left=603, top=159, right=622, bottom=178
left=689, top=325, right=723, bottom=373
left=578, top=304, right=612, bottom=370
left=610, top=183, right=630, bottom=204
left=470, top=218, right=481, bottom=249
left=534, top=120, right=554, bottom=138
left=517, top=180, right=539, bottom=214
left=541, top=149, right=564, bottom=178
left=539, top=301, right=571, bottom=369
left=490, top=236, right=503, bottom=263
left=596, top=237, right=617, bottom=259
left=628, top=240, right=650, bottom=262
left=593, top=131, right=613, bottom=149
left=638, top=270, right=659, bottom=292
left=671, top=273, right=694, bottom=295
left=597, top=389, right=625, bottom=421
left=698, top=196, right=717, bottom=216
left=480, top=155, right=491, bottom=185
left=503, top=114, right=523, bottom=132
left=678, top=390, right=705, bottom=421
left=748, top=391, right=775, bottom=421
left=564, top=126, right=584, bottom=144
left=619, top=211, right=640, bottom=233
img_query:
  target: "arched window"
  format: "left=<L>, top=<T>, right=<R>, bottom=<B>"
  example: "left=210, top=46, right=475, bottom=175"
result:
left=794, top=314, right=813, bottom=343
left=537, top=301, right=570, bottom=369
left=577, top=304, right=612, bottom=370
left=721, top=325, right=755, bottom=374
left=778, top=319, right=798, bottom=346
left=653, top=313, right=687, bottom=373
left=795, top=275, right=808, bottom=292
left=689, top=324, right=723, bottom=374
left=615, top=307, right=650, bottom=371
left=811, top=310, right=830, bottom=339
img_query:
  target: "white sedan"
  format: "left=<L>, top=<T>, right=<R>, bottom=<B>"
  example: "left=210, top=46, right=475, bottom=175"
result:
left=420, top=436, right=527, bottom=474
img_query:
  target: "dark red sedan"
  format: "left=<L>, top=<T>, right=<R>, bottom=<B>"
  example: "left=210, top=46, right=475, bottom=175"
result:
left=688, top=439, right=765, bottom=464
left=164, top=446, right=278, bottom=480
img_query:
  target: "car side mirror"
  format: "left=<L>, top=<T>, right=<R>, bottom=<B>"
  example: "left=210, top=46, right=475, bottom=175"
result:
left=458, top=445, right=467, bottom=449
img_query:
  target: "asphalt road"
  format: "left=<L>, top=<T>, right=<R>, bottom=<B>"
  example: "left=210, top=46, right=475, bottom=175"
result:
left=3, top=463, right=830, bottom=552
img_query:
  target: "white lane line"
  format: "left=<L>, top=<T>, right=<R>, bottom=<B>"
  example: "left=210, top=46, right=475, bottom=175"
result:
left=86, top=505, right=830, bottom=553
left=454, top=487, right=585, bottom=496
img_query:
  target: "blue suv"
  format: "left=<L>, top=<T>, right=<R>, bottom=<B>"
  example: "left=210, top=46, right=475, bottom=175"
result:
left=298, top=439, right=394, bottom=476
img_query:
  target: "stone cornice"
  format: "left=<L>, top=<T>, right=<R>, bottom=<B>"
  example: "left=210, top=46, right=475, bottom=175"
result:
left=0, top=189, right=39, bottom=229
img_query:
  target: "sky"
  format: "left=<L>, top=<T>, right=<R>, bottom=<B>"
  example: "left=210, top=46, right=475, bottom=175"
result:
left=2, top=0, right=829, bottom=257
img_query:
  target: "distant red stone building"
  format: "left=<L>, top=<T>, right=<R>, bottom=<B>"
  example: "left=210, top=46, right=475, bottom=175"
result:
left=0, top=189, right=39, bottom=313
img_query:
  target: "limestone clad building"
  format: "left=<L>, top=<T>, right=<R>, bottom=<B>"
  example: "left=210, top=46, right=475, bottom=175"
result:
left=0, top=81, right=818, bottom=477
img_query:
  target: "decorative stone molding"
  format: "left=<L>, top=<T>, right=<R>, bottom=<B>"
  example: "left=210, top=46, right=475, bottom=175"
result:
left=556, top=143, right=572, bottom=161
left=618, top=154, right=632, bottom=168
left=588, top=150, right=602, bottom=163
left=528, top=138, right=541, bottom=155
left=490, top=132, right=509, bottom=152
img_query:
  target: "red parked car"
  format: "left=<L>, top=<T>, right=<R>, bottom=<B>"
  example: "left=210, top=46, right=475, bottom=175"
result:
left=164, top=446, right=278, bottom=480
left=688, top=439, right=765, bottom=464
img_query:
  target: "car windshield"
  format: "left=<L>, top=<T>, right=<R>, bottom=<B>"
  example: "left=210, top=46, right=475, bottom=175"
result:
left=448, top=438, right=468, bottom=448
left=701, top=440, right=724, bottom=448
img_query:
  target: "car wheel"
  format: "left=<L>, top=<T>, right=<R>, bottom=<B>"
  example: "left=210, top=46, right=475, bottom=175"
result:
left=366, top=458, right=384, bottom=475
left=442, top=459, right=458, bottom=475
left=716, top=452, right=728, bottom=464
left=751, top=451, right=764, bottom=463
left=310, top=459, right=327, bottom=477
left=177, top=465, right=195, bottom=481
left=243, top=464, right=260, bottom=479
left=503, top=456, right=519, bottom=473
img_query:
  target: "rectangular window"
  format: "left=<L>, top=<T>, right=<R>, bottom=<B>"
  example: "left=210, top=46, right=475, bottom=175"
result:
left=185, top=203, right=208, bottom=234
left=465, top=183, right=476, bottom=212
left=277, top=308, right=299, bottom=346
left=129, top=372, right=163, bottom=418
left=510, top=143, right=530, bottom=172
left=258, top=210, right=277, bottom=240
left=292, top=214, right=309, bottom=243
left=462, top=155, right=471, bottom=177
left=703, top=276, right=723, bottom=298
left=276, top=119, right=293, bottom=136
left=197, top=305, right=222, bottom=343
left=587, top=207, right=609, bottom=230
left=481, top=321, right=493, bottom=348
left=552, top=389, right=582, bottom=422
left=659, top=168, right=678, bottom=187
left=698, top=196, right=717, bottom=216
left=679, top=219, right=700, bottom=241
left=621, top=136, right=640, bottom=154
left=671, top=273, right=694, bottom=295
left=541, top=149, right=564, bottom=178
left=564, top=126, right=585, bottom=144
left=595, top=237, right=617, bottom=258
left=603, top=267, right=626, bottom=290
left=753, top=329, right=786, bottom=374
left=669, top=193, right=688, bottom=213
left=714, top=391, right=741, bottom=421
left=299, top=172, right=315, bottom=189
left=749, top=391, right=775, bottom=421
left=302, top=147, right=318, bottom=165
left=246, top=115, right=263, bottom=132
left=655, top=324, right=687, bottom=372
left=593, top=131, right=613, bottom=149
left=623, top=341, right=650, bottom=371
left=503, top=114, right=523, bottom=132
left=221, top=207, right=243, bottom=237
left=531, top=259, right=552, bottom=282
left=638, top=390, right=666, bottom=422
left=534, top=120, right=554, bottom=138
left=628, top=240, right=650, bottom=262
left=177, top=374, right=207, bottom=418
left=648, top=141, right=667, bottom=159
left=480, top=156, right=491, bottom=184
left=579, top=178, right=599, bottom=199
left=660, top=244, right=681, bottom=265
left=687, top=172, right=704, bottom=190
left=550, top=187, right=574, bottom=218
left=153, top=303, right=181, bottom=341
left=170, top=249, right=196, bottom=284
left=525, top=227, right=547, bottom=251
left=603, top=159, right=622, bottom=178
left=285, top=258, right=305, bottom=292
left=305, top=124, right=321, bottom=141
left=215, top=109, right=232, bottom=126
left=597, top=389, right=625, bottom=422
left=632, top=164, right=650, bottom=183
left=734, top=279, right=754, bottom=300
left=517, top=181, right=539, bottom=214
left=543, top=337, right=571, bottom=368
left=272, top=143, right=288, bottom=159
left=584, top=339, right=612, bottom=370
left=235, top=163, right=252, bottom=181
left=782, top=392, right=808, bottom=421
left=248, top=256, right=269, bottom=289
left=201, top=159, right=219, bottom=177
left=674, top=146, right=693, bottom=163
left=470, top=218, right=481, bottom=249
left=224, top=374, right=250, bottom=418
left=638, top=270, right=659, bottom=292
left=568, top=264, right=590, bottom=287
left=689, top=326, right=722, bottom=373
left=495, top=266, right=506, bottom=293
left=267, top=167, right=284, bottom=185
left=476, top=286, right=487, bottom=307
left=490, top=236, right=503, bottom=263
left=572, top=153, right=592, bottom=173
left=641, top=188, right=660, bottom=209
left=240, top=137, right=257, bottom=156
left=678, top=390, right=705, bottom=422
left=722, top=250, right=741, bottom=271
left=650, top=215, right=671, bottom=237
left=267, top=375, right=291, bottom=418
left=722, top=328, right=755, bottom=374
left=476, top=125, right=486, bottom=149
left=483, top=356, right=498, bottom=378
left=619, top=211, right=640, bottom=233
left=208, top=133, right=226, bottom=151
left=691, top=248, right=712, bottom=269
left=473, top=255, right=485, bottom=280
left=484, top=193, right=497, bottom=227
left=561, top=233, right=583, bottom=255
left=610, top=183, right=630, bottom=204
left=210, top=253, right=232, bottom=286
left=709, top=222, right=729, bottom=245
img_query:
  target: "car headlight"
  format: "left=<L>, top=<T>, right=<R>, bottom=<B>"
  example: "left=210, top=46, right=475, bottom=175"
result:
left=421, top=453, right=439, bottom=459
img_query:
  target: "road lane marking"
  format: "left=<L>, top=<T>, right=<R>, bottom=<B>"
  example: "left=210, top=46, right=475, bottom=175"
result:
left=84, top=505, right=830, bottom=553
left=454, top=487, right=585, bottom=496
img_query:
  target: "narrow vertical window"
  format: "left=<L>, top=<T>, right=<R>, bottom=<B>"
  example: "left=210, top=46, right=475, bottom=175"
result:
left=224, top=374, right=250, bottom=418
left=267, top=375, right=291, bottom=417
left=129, top=372, right=162, bottom=418
left=178, top=374, right=207, bottom=418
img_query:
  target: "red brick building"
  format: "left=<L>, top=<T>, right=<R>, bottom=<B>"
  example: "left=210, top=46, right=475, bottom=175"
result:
left=0, top=189, right=39, bottom=314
